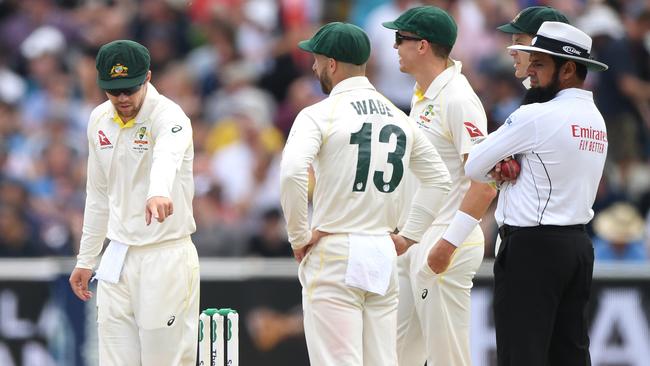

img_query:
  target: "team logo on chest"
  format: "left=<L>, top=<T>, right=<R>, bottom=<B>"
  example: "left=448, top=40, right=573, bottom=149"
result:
left=418, top=104, right=436, bottom=128
left=133, top=126, right=150, bottom=152
left=98, top=130, right=113, bottom=149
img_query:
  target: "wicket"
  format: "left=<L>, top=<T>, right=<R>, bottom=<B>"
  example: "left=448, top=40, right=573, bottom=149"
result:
left=198, top=308, right=239, bottom=366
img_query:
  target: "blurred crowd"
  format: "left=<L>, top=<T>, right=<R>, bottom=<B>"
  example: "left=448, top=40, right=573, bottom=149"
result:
left=0, top=0, right=649, bottom=262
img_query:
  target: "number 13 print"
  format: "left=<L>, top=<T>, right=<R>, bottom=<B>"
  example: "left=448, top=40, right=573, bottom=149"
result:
left=349, top=122, right=406, bottom=193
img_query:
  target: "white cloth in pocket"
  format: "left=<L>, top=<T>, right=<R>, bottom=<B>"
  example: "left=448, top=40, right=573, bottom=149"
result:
left=93, top=241, right=129, bottom=284
left=345, top=234, right=396, bottom=295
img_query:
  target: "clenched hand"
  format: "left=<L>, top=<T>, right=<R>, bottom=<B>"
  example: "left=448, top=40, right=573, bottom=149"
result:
left=293, top=229, right=329, bottom=263
left=146, top=196, right=173, bottom=225
left=427, top=239, right=457, bottom=274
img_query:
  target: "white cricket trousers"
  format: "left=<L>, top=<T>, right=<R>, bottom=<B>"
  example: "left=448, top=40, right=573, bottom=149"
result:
left=97, top=237, right=200, bottom=366
left=299, top=234, right=399, bottom=366
left=396, top=225, right=484, bottom=366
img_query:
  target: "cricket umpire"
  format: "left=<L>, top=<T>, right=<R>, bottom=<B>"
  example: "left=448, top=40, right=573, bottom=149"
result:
left=280, top=22, right=452, bottom=366
left=466, top=22, right=608, bottom=365
left=68, top=40, right=199, bottom=365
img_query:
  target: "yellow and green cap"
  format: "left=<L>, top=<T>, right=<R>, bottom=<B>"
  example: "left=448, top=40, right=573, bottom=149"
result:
left=382, top=6, right=457, bottom=47
left=497, top=6, right=570, bottom=35
left=298, top=22, right=370, bottom=65
left=95, top=40, right=150, bottom=90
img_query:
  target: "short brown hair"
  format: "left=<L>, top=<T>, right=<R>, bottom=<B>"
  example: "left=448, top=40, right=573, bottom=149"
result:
left=430, top=42, right=452, bottom=59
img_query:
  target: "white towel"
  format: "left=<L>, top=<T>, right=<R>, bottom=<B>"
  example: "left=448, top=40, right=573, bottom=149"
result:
left=345, top=234, right=396, bottom=296
left=92, top=241, right=129, bottom=284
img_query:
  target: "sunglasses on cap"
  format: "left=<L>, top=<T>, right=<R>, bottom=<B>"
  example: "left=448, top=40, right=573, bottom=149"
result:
left=104, top=83, right=143, bottom=97
left=395, top=32, right=425, bottom=45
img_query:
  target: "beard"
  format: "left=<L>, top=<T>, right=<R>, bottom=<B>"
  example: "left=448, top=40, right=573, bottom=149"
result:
left=522, top=71, right=561, bottom=105
left=318, top=71, right=333, bottom=95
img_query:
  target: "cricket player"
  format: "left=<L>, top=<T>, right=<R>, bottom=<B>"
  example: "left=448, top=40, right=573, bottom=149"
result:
left=383, top=6, right=496, bottom=365
left=497, top=6, right=569, bottom=84
left=280, top=22, right=452, bottom=366
left=68, top=40, right=199, bottom=366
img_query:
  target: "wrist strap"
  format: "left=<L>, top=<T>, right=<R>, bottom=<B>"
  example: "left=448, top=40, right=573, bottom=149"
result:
left=442, top=210, right=480, bottom=247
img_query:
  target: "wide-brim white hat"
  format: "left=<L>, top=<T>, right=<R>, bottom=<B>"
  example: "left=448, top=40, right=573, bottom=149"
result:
left=508, top=21, right=608, bottom=72
left=594, top=203, right=645, bottom=243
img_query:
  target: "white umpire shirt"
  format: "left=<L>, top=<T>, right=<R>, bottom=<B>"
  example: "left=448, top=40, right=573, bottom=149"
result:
left=281, top=76, right=451, bottom=249
left=76, top=84, right=196, bottom=269
left=465, top=88, right=607, bottom=227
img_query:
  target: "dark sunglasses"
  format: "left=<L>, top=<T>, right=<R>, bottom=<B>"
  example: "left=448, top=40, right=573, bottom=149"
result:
left=395, top=32, right=424, bottom=45
left=105, top=83, right=143, bottom=97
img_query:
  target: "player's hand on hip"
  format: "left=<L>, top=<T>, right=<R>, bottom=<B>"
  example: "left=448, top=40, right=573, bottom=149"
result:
left=145, top=196, right=173, bottom=225
left=293, top=245, right=312, bottom=263
left=293, top=229, right=329, bottom=263
left=427, top=239, right=457, bottom=274
left=307, top=229, right=329, bottom=246
left=69, top=267, right=93, bottom=301
left=391, top=233, right=416, bottom=256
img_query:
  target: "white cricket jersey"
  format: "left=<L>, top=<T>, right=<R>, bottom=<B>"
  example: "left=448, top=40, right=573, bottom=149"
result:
left=76, top=84, right=196, bottom=269
left=400, top=60, right=488, bottom=226
left=465, top=88, right=607, bottom=227
left=280, top=77, right=451, bottom=249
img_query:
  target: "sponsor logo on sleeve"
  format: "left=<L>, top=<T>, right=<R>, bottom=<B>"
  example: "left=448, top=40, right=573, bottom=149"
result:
left=464, top=121, right=484, bottom=139
left=98, top=130, right=113, bottom=149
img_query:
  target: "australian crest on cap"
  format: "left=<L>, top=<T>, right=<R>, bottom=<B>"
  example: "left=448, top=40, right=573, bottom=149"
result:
left=110, top=63, right=129, bottom=78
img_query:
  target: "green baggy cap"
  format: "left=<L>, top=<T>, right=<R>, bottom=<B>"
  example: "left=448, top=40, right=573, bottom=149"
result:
left=382, top=6, right=457, bottom=47
left=298, top=22, right=370, bottom=65
left=497, top=6, right=570, bottom=35
left=96, top=40, right=150, bottom=90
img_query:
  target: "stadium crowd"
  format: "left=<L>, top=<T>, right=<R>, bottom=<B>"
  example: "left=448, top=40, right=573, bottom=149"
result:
left=0, top=0, right=649, bottom=261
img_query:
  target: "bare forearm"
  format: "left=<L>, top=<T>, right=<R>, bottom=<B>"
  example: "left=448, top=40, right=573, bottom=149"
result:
left=458, top=179, right=497, bottom=219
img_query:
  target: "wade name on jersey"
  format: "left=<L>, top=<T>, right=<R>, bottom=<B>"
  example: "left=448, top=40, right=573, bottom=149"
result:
left=350, top=99, right=395, bottom=117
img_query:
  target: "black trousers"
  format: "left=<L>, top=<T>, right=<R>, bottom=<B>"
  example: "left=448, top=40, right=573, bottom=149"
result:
left=494, top=225, right=593, bottom=366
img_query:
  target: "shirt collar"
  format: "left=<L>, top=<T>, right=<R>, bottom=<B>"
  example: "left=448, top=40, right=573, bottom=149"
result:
left=329, top=76, right=376, bottom=96
left=553, top=87, right=593, bottom=101
left=415, top=59, right=462, bottom=102
left=111, top=83, right=159, bottom=129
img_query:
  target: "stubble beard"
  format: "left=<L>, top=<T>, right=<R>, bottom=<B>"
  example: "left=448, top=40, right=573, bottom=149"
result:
left=319, top=71, right=332, bottom=95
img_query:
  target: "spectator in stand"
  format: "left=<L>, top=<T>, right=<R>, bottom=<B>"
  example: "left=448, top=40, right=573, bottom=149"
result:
left=578, top=4, right=650, bottom=185
left=593, top=202, right=648, bottom=262
left=248, top=208, right=292, bottom=257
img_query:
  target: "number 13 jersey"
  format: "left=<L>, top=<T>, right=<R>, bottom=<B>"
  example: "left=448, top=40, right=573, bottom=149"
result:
left=281, top=76, right=451, bottom=248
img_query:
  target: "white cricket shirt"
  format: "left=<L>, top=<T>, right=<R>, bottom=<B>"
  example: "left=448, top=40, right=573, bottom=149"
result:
left=400, top=60, right=488, bottom=226
left=465, top=88, right=607, bottom=227
left=76, top=84, right=196, bottom=269
left=281, top=77, right=451, bottom=249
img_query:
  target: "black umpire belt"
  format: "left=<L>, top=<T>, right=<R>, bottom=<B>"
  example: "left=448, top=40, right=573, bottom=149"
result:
left=498, top=224, right=586, bottom=239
